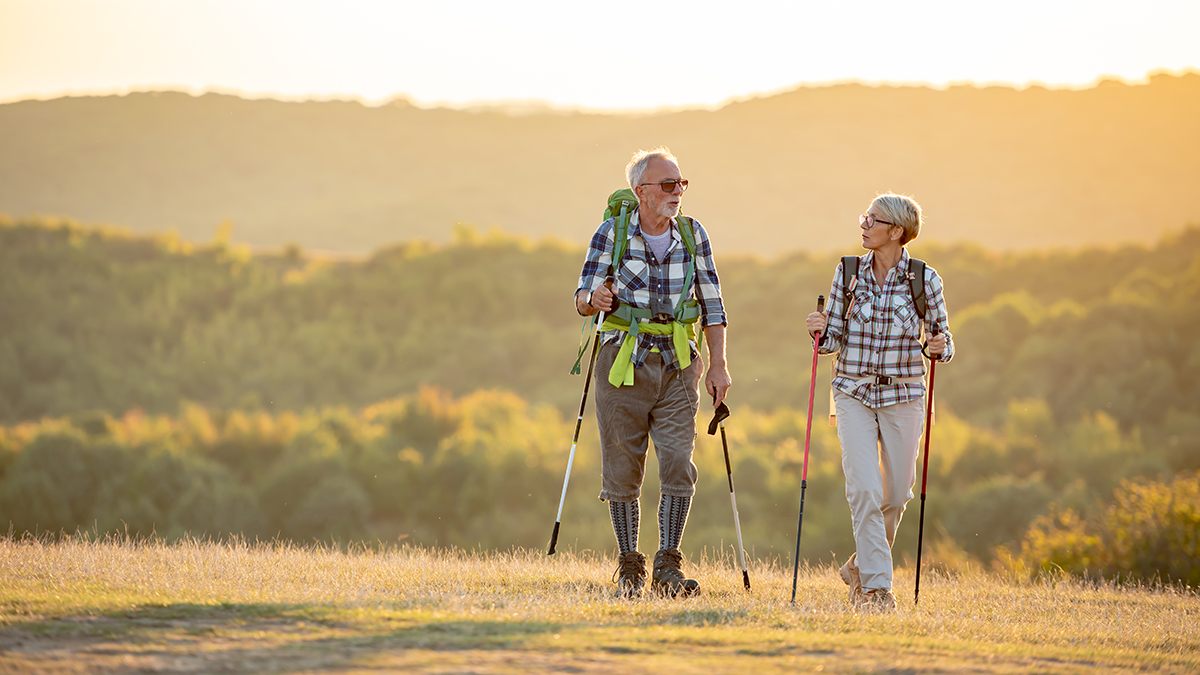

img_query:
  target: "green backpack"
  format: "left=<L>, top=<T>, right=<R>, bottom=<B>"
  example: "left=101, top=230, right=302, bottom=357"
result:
left=569, top=189, right=702, bottom=376
left=603, top=188, right=697, bottom=273
left=601, top=188, right=702, bottom=326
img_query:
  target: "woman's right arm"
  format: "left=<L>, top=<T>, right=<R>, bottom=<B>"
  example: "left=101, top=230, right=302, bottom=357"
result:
left=813, top=262, right=848, bottom=355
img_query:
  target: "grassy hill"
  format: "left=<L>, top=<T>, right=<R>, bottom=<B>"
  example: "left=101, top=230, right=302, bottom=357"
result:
left=2, top=73, right=1198, bottom=256
left=2, top=539, right=1197, bottom=674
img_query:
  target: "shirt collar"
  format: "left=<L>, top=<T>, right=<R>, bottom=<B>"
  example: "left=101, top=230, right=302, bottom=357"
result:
left=630, top=209, right=682, bottom=243
left=859, top=248, right=912, bottom=282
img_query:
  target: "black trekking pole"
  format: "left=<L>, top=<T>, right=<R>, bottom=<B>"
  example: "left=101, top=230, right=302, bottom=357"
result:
left=708, top=394, right=750, bottom=592
left=791, top=295, right=824, bottom=604
left=548, top=279, right=615, bottom=555
left=914, top=331, right=939, bottom=604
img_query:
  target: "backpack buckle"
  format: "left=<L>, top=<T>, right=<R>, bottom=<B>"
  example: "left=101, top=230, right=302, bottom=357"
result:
left=873, top=375, right=893, bottom=385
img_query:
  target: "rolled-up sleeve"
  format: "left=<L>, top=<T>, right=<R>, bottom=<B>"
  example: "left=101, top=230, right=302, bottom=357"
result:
left=818, top=261, right=849, bottom=355
left=691, top=219, right=727, bottom=327
left=924, top=267, right=955, bottom=363
left=575, top=219, right=615, bottom=300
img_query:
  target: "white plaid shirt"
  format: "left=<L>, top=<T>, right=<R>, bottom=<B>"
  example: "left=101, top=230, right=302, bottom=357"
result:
left=817, top=249, right=954, bottom=408
left=576, top=210, right=727, bottom=373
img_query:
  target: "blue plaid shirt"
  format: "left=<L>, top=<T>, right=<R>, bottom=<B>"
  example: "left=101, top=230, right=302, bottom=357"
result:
left=576, top=210, right=727, bottom=373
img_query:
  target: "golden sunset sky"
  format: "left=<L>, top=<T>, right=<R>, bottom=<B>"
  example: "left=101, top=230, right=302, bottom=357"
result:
left=1, top=0, right=1198, bottom=109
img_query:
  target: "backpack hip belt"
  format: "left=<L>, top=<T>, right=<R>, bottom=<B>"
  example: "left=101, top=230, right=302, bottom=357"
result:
left=601, top=302, right=702, bottom=387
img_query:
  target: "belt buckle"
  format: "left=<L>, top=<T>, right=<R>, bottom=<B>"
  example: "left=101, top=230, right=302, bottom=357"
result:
left=874, top=375, right=893, bottom=386
left=650, top=313, right=673, bottom=324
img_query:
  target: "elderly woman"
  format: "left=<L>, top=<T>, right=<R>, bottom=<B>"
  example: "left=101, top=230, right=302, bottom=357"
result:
left=805, top=193, right=954, bottom=610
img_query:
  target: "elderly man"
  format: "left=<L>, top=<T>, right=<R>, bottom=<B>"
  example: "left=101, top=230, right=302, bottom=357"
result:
left=575, top=147, right=731, bottom=599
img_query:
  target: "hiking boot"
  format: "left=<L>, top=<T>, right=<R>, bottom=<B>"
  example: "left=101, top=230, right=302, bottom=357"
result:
left=856, top=588, right=897, bottom=611
left=651, top=548, right=700, bottom=598
left=612, top=551, right=647, bottom=599
left=839, top=553, right=862, bottom=604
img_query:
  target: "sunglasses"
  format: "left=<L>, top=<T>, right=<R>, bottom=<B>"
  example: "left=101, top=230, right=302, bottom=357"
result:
left=639, top=179, right=689, bottom=193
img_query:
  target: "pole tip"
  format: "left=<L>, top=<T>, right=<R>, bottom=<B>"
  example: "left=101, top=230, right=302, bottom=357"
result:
left=547, top=522, right=561, bottom=555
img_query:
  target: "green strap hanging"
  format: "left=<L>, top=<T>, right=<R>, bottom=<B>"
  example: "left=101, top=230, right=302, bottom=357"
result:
left=569, top=312, right=597, bottom=375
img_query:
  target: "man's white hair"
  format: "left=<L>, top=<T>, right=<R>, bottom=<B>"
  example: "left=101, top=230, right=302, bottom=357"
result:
left=626, top=147, right=679, bottom=190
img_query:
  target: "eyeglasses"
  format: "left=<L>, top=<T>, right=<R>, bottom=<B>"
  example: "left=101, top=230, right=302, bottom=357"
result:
left=639, top=179, right=689, bottom=193
left=860, top=213, right=896, bottom=228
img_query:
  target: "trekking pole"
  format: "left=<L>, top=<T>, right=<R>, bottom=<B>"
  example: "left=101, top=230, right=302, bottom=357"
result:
left=548, top=278, right=614, bottom=555
left=708, top=394, right=750, bottom=592
left=914, top=330, right=939, bottom=604
left=791, top=295, right=824, bottom=604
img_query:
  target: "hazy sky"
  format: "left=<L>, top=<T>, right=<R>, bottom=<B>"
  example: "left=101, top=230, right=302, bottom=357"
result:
left=1, top=0, right=1197, bottom=110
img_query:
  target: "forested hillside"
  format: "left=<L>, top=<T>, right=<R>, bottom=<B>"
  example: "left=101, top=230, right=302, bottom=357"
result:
left=4, top=214, right=1200, bottom=432
left=1, top=73, right=1198, bottom=255
left=3, top=215, right=1199, bottom=580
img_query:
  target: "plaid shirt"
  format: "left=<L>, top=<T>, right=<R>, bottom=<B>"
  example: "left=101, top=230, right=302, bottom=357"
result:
left=576, top=210, right=727, bottom=373
left=818, top=249, right=954, bottom=408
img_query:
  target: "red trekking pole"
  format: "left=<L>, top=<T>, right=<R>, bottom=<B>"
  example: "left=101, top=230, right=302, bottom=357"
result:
left=791, top=295, right=824, bottom=604
left=913, top=331, right=939, bottom=604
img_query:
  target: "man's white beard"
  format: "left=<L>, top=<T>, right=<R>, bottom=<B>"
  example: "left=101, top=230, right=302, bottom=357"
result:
left=655, top=201, right=680, bottom=219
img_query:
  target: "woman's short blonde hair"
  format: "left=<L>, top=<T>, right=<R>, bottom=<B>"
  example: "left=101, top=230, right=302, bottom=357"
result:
left=871, top=193, right=923, bottom=245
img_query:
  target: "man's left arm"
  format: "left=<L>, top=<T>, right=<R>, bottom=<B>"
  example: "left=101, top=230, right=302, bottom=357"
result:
left=703, top=323, right=731, bottom=406
left=691, top=219, right=731, bottom=405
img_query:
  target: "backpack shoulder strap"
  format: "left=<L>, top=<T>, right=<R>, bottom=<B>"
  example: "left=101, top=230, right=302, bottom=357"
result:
left=840, top=255, right=859, bottom=320
left=675, top=214, right=696, bottom=257
left=605, top=189, right=638, bottom=277
left=908, top=257, right=927, bottom=321
left=672, top=215, right=700, bottom=319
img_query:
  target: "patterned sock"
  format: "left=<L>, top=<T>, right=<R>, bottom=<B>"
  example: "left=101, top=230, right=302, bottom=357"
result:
left=609, top=499, right=640, bottom=554
left=658, top=494, right=691, bottom=551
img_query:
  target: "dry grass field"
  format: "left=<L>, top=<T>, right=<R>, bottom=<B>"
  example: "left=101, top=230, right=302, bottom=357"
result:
left=2, top=537, right=1197, bottom=674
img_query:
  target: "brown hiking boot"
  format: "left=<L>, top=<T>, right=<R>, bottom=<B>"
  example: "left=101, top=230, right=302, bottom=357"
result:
left=612, top=551, right=647, bottom=599
left=651, top=548, right=700, bottom=598
left=856, top=588, right=897, bottom=611
left=839, top=553, right=862, bottom=604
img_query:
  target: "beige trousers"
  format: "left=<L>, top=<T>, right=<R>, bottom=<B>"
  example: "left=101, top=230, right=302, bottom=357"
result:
left=834, top=389, right=925, bottom=591
left=594, top=344, right=702, bottom=502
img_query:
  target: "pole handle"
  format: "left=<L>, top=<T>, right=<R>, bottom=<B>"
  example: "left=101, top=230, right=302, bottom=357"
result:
left=603, top=275, right=619, bottom=313
left=921, top=327, right=940, bottom=360
left=810, top=295, right=825, bottom=341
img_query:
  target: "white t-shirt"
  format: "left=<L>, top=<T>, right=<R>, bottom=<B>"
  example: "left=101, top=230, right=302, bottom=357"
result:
left=641, top=229, right=672, bottom=264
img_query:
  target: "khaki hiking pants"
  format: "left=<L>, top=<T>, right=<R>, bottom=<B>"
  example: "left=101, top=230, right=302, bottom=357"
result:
left=594, top=343, right=702, bottom=502
left=834, top=389, right=925, bottom=591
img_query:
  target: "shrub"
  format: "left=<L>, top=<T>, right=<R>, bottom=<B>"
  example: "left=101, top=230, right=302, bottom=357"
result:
left=1014, top=472, right=1200, bottom=585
